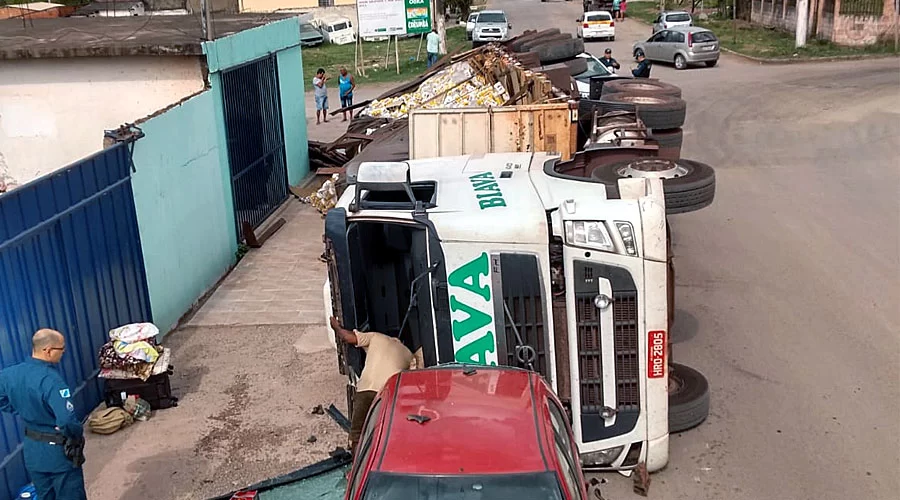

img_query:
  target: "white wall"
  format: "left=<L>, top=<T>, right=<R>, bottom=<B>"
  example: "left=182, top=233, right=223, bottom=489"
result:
left=0, top=56, right=205, bottom=187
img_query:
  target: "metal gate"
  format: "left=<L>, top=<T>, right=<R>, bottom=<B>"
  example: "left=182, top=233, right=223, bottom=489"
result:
left=221, top=55, right=290, bottom=237
left=0, top=143, right=152, bottom=498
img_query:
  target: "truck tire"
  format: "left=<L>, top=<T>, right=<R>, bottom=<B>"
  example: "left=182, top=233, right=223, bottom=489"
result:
left=533, top=38, right=585, bottom=63
left=563, top=57, right=588, bottom=76
left=668, top=363, right=710, bottom=433
left=590, top=158, right=715, bottom=214
left=599, top=93, right=686, bottom=130
left=600, top=79, right=682, bottom=98
left=507, top=28, right=561, bottom=52
left=520, top=33, right=571, bottom=52
left=651, top=128, right=683, bottom=160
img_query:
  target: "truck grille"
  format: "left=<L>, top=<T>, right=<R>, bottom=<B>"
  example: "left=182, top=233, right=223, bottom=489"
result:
left=496, top=253, right=550, bottom=380
left=574, top=267, right=640, bottom=415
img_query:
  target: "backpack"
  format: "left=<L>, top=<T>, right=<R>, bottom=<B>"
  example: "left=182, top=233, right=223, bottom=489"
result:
left=87, top=404, right=134, bottom=435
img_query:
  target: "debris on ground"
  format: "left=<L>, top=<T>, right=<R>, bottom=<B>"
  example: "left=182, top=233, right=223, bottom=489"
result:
left=307, top=435, right=317, bottom=444
left=310, top=404, right=325, bottom=415
left=309, top=141, right=350, bottom=175
left=299, top=173, right=342, bottom=215
left=633, top=462, right=651, bottom=496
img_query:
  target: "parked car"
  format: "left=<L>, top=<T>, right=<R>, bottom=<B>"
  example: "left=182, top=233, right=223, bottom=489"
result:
left=572, top=52, right=630, bottom=98
left=314, top=15, right=356, bottom=45
left=299, top=22, right=324, bottom=47
left=344, top=366, right=591, bottom=500
left=576, top=10, right=615, bottom=41
left=633, top=27, right=719, bottom=69
left=472, top=9, right=511, bottom=43
left=652, top=10, right=693, bottom=33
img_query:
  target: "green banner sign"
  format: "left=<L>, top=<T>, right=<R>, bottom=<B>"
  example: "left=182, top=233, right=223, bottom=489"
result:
left=405, top=0, right=432, bottom=34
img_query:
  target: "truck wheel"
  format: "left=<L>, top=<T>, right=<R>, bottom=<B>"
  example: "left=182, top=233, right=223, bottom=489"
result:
left=563, top=57, right=588, bottom=76
left=599, top=93, right=686, bottom=130
left=590, top=158, right=715, bottom=214
left=520, top=33, right=571, bottom=52
left=533, top=38, right=585, bottom=63
left=601, top=79, right=682, bottom=98
left=507, top=28, right=561, bottom=52
left=668, top=363, right=710, bottom=433
left=650, top=128, right=683, bottom=160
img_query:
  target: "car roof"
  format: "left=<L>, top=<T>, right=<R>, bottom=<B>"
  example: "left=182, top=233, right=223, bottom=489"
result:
left=662, top=10, right=691, bottom=15
left=373, top=366, right=550, bottom=475
left=584, top=10, right=612, bottom=15
left=479, top=9, right=505, bottom=14
left=668, top=26, right=713, bottom=33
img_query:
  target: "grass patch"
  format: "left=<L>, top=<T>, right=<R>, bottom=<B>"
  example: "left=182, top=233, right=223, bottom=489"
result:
left=302, top=27, right=469, bottom=87
left=627, top=2, right=898, bottom=59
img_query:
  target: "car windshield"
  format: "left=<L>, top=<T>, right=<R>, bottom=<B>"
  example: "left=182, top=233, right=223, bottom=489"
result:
left=333, top=22, right=349, bottom=31
left=477, top=13, right=507, bottom=23
left=692, top=31, right=717, bottom=42
left=574, top=56, right=613, bottom=79
left=362, top=472, right=565, bottom=500
left=586, top=13, right=612, bottom=21
left=666, top=13, right=691, bottom=22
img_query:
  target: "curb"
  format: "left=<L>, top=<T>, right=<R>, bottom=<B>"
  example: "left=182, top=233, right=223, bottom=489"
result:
left=719, top=46, right=900, bottom=64
left=628, top=13, right=899, bottom=64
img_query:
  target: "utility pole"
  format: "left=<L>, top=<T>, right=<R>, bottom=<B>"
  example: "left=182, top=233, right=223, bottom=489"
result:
left=200, top=0, right=214, bottom=41
left=432, top=0, right=446, bottom=55
left=795, top=0, right=809, bottom=48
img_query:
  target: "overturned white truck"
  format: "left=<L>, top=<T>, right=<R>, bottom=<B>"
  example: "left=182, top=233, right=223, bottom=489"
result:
left=324, top=150, right=711, bottom=472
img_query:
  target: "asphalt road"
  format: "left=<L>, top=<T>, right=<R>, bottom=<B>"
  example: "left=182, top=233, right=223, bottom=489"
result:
left=490, top=1, right=900, bottom=498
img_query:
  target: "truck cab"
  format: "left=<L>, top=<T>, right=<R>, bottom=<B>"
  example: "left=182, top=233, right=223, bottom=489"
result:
left=325, top=152, right=672, bottom=471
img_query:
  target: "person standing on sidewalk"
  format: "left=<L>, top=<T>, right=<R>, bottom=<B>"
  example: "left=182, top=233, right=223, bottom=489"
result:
left=612, top=0, right=621, bottom=22
left=426, top=29, right=441, bottom=68
left=0, top=329, right=87, bottom=500
left=620, top=0, right=627, bottom=21
left=312, top=68, right=329, bottom=125
left=338, top=67, right=356, bottom=122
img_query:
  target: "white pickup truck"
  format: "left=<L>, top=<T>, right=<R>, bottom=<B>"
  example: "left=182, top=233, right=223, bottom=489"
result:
left=324, top=151, right=710, bottom=472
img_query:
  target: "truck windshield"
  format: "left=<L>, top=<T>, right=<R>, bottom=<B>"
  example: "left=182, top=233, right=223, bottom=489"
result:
left=477, top=13, right=507, bottom=23
left=574, top=57, right=612, bottom=79
left=362, top=472, right=565, bottom=499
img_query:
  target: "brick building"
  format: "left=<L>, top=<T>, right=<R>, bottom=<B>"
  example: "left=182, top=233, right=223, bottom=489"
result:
left=751, top=0, right=898, bottom=45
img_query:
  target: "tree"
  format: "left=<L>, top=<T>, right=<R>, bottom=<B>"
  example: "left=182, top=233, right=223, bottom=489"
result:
left=446, top=0, right=473, bottom=18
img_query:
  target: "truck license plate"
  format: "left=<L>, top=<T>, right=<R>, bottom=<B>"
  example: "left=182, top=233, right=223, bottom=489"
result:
left=648, top=330, right=667, bottom=378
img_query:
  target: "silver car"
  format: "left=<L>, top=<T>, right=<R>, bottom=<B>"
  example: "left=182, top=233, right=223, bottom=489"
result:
left=633, top=27, right=719, bottom=69
left=651, top=10, right=693, bottom=34
left=472, top=10, right=511, bottom=43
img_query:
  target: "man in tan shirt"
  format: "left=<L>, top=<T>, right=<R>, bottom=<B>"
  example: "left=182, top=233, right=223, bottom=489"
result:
left=329, top=316, right=424, bottom=451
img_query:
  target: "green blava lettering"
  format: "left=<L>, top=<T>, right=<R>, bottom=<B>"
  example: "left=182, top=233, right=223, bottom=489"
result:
left=449, top=296, right=493, bottom=341
left=454, top=331, right=497, bottom=365
left=479, top=197, right=507, bottom=209
left=468, top=172, right=506, bottom=210
left=447, top=252, right=490, bottom=301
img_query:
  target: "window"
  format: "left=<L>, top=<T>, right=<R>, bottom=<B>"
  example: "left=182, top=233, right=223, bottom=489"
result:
left=666, top=31, right=684, bottom=43
left=348, top=398, right=384, bottom=498
left=653, top=15, right=662, bottom=23
left=548, top=402, right=583, bottom=499
left=650, top=31, right=667, bottom=42
left=574, top=57, right=612, bottom=79
left=692, top=31, right=717, bottom=43
left=362, top=472, right=566, bottom=500
left=477, top=12, right=507, bottom=23
left=839, top=0, right=885, bottom=16
left=333, top=22, right=349, bottom=31
left=468, top=13, right=477, bottom=22
left=586, top=13, right=611, bottom=21
left=318, top=0, right=334, bottom=6
left=666, top=13, right=692, bottom=22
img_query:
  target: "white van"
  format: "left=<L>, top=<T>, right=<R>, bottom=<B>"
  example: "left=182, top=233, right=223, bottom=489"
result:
left=324, top=152, right=710, bottom=472
left=314, top=15, right=356, bottom=45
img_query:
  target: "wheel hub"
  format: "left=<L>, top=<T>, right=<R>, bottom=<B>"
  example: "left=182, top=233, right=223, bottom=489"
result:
left=617, top=159, right=690, bottom=179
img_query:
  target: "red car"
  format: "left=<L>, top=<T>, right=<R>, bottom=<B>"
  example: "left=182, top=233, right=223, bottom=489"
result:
left=345, top=365, right=590, bottom=500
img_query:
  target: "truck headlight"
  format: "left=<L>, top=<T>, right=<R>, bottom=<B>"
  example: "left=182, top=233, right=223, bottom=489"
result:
left=565, top=221, right=613, bottom=252
left=615, top=221, right=638, bottom=256
left=582, top=445, right=625, bottom=466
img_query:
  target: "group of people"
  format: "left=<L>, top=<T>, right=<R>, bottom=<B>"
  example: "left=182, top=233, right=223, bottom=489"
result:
left=312, top=66, right=357, bottom=125
left=612, top=0, right=628, bottom=22
left=598, top=47, right=652, bottom=78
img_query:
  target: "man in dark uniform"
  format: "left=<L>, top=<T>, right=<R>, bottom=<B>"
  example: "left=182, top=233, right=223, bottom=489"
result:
left=0, top=329, right=87, bottom=500
left=599, top=48, right=620, bottom=71
left=632, top=52, right=652, bottom=78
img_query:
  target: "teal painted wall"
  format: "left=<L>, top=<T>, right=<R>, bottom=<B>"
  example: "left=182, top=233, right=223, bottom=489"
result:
left=131, top=92, right=238, bottom=334
left=277, top=45, right=310, bottom=186
left=204, top=17, right=310, bottom=184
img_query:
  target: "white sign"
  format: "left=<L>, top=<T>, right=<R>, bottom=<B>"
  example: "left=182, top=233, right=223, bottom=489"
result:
left=358, top=0, right=407, bottom=38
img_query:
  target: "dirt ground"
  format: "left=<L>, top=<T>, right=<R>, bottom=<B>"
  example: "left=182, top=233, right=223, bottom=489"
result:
left=83, top=323, right=347, bottom=500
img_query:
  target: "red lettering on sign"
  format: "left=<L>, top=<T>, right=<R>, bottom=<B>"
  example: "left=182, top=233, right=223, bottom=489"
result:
left=648, top=330, right=667, bottom=379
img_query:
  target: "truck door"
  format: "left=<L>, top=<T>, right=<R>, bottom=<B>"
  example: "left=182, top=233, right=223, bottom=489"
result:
left=324, top=208, right=363, bottom=378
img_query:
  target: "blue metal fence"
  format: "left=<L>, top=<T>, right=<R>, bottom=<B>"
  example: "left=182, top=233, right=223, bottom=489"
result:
left=0, top=143, right=152, bottom=498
